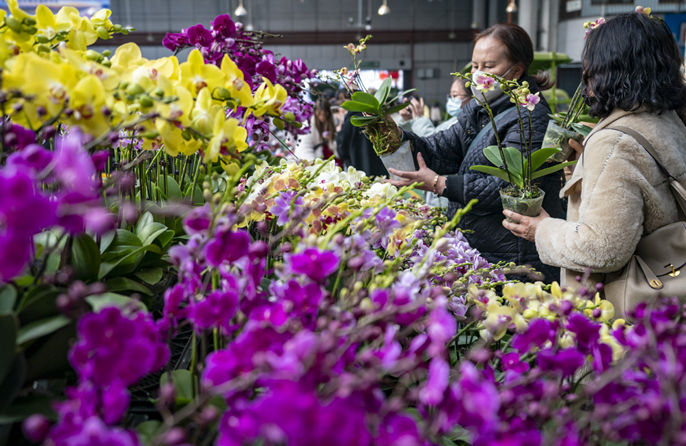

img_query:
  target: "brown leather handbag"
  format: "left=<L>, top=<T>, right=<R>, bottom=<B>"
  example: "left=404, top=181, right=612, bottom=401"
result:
left=601, top=126, right=686, bottom=316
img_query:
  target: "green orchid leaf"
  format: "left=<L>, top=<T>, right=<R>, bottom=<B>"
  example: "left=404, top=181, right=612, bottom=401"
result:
left=160, top=175, right=183, bottom=201
left=570, top=122, right=593, bottom=137
left=137, top=420, right=163, bottom=445
left=160, top=369, right=194, bottom=406
left=502, top=146, right=523, bottom=177
left=351, top=91, right=380, bottom=109
left=24, top=323, right=74, bottom=383
left=0, top=286, right=17, bottom=315
left=528, top=147, right=562, bottom=172
left=135, top=212, right=154, bottom=234
left=99, top=231, right=116, bottom=253
left=99, top=244, right=160, bottom=279
left=0, top=314, right=17, bottom=384
left=105, top=277, right=153, bottom=296
left=71, top=234, right=101, bottom=281
left=138, top=222, right=168, bottom=247
left=86, top=292, right=147, bottom=312
left=105, top=230, right=142, bottom=255
left=16, top=286, right=60, bottom=322
left=469, top=165, right=513, bottom=183
left=384, top=101, right=411, bottom=115
left=531, top=161, right=577, bottom=180
left=134, top=267, right=164, bottom=285
left=483, top=145, right=505, bottom=167
left=16, top=315, right=70, bottom=346
left=341, top=100, right=379, bottom=115
left=155, top=230, right=175, bottom=248
left=374, top=78, right=392, bottom=105
left=350, top=115, right=380, bottom=127
left=0, top=352, right=26, bottom=412
left=0, top=394, right=55, bottom=424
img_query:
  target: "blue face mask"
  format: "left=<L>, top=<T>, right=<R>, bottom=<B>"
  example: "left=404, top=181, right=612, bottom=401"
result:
left=446, top=97, right=462, bottom=117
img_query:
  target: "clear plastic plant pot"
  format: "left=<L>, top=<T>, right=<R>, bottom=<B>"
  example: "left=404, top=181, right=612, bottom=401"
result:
left=379, top=141, right=416, bottom=180
left=500, top=186, right=546, bottom=220
left=542, top=120, right=584, bottom=162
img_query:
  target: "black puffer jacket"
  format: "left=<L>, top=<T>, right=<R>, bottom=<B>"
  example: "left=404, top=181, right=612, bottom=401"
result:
left=402, top=77, right=565, bottom=281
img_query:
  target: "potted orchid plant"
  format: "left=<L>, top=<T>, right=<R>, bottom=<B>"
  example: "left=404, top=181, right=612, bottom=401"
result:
left=336, top=36, right=417, bottom=177
left=542, top=18, right=606, bottom=162
left=462, top=72, right=576, bottom=217
left=542, top=81, right=593, bottom=162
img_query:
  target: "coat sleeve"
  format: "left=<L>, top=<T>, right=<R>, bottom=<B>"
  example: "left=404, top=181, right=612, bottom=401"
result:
left=409, top=116, right=437, bottom=137
left=402, top=123, right=465, bottom=175
left=535, top=131, right=646, bottom=273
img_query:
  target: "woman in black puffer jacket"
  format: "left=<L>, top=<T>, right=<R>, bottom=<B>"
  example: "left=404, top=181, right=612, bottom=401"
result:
left=388, top=24, right=565, bottom=282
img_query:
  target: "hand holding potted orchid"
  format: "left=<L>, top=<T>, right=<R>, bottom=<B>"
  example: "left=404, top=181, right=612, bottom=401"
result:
left=463, top=71, right=577, bottom=217
left=336, top=36, right=417, bottom=177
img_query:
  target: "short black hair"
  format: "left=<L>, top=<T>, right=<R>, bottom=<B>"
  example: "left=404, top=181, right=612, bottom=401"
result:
left=582, top=12, right=686, bottom=118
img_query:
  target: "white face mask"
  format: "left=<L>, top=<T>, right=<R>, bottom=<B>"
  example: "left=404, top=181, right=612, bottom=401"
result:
left=470, top=67, right=514, bottom=103
left=446, top=97, right=462, bottom=117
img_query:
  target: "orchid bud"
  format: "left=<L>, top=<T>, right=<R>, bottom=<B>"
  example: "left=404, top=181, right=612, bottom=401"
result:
left=22, top=414, right=50, bottom=443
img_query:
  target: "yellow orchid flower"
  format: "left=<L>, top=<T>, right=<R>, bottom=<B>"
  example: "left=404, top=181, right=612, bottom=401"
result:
left=150, top=56, right=181, bottom=83
left=4, top=52, right=77, bottom=120
left=599, top=325, right=626, bottom=362
left=68, top=74, right=110, bottom=136
left=58, top=47, right=118, bottom=90
left=6, top=0, right=30, bottom=21
left=219, top=54, right=254, bottom=107
left=251, top=77, right=287, bottom=117
left=89, top=9, right=114, bottom=30
left=55, top=7, right=97, bottom=50
left=35, top=5, right=69, bottom=40
left=204, top=111, right=248, bottom=163
left=156, top=119, right=201, bottom=157
left=180, top=49, right=226, bottom=97
left=155, top=76, right=194, bottom=124
left=480, top=302, right=515, bottom=341
left=191, top=87, right=223, bottom=136
left=110, top=42, right=147, bottom=77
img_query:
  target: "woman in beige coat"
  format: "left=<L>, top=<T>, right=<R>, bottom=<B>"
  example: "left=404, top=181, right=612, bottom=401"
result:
left=503, top=11, right=686, bottom=315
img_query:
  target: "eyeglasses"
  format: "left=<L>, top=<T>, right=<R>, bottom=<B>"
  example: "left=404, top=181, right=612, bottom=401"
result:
left=447, top=94, right=470, bottom=101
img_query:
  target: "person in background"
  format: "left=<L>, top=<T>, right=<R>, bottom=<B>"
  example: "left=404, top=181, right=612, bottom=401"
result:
left=503, top=11, right=686, bottom=314
left=397, top=78, right=473, bottom=209
left=295, top=98, right=338, bottom=163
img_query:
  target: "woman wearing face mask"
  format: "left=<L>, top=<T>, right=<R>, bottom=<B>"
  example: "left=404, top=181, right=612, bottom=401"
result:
left=399, top=78, right=472, bottom=137
left=387, top=23, right=565, bottom=282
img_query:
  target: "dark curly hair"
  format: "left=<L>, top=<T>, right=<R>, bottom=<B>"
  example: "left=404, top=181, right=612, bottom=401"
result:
left=582, top=12, right=686, bottom=119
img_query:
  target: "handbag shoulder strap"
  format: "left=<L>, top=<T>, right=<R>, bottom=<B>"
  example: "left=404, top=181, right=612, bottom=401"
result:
left=612, top=125, right=675, bottom=179
left=611, top=125, right=686, bottom=219
left=467, top=106, right=517, bottom=153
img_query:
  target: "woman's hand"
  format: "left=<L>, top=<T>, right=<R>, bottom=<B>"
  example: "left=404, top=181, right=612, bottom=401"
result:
left=388, top=153, right=445, bottom=192
left=399, top=98, right=413, bottom=122
left=409, top=97, right=425, bottom=119
left=502, top=208, right=550, bottom=242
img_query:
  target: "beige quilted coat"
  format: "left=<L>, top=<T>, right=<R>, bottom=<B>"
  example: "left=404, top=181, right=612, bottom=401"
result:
left=534, top=108, right=686, bottom=314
